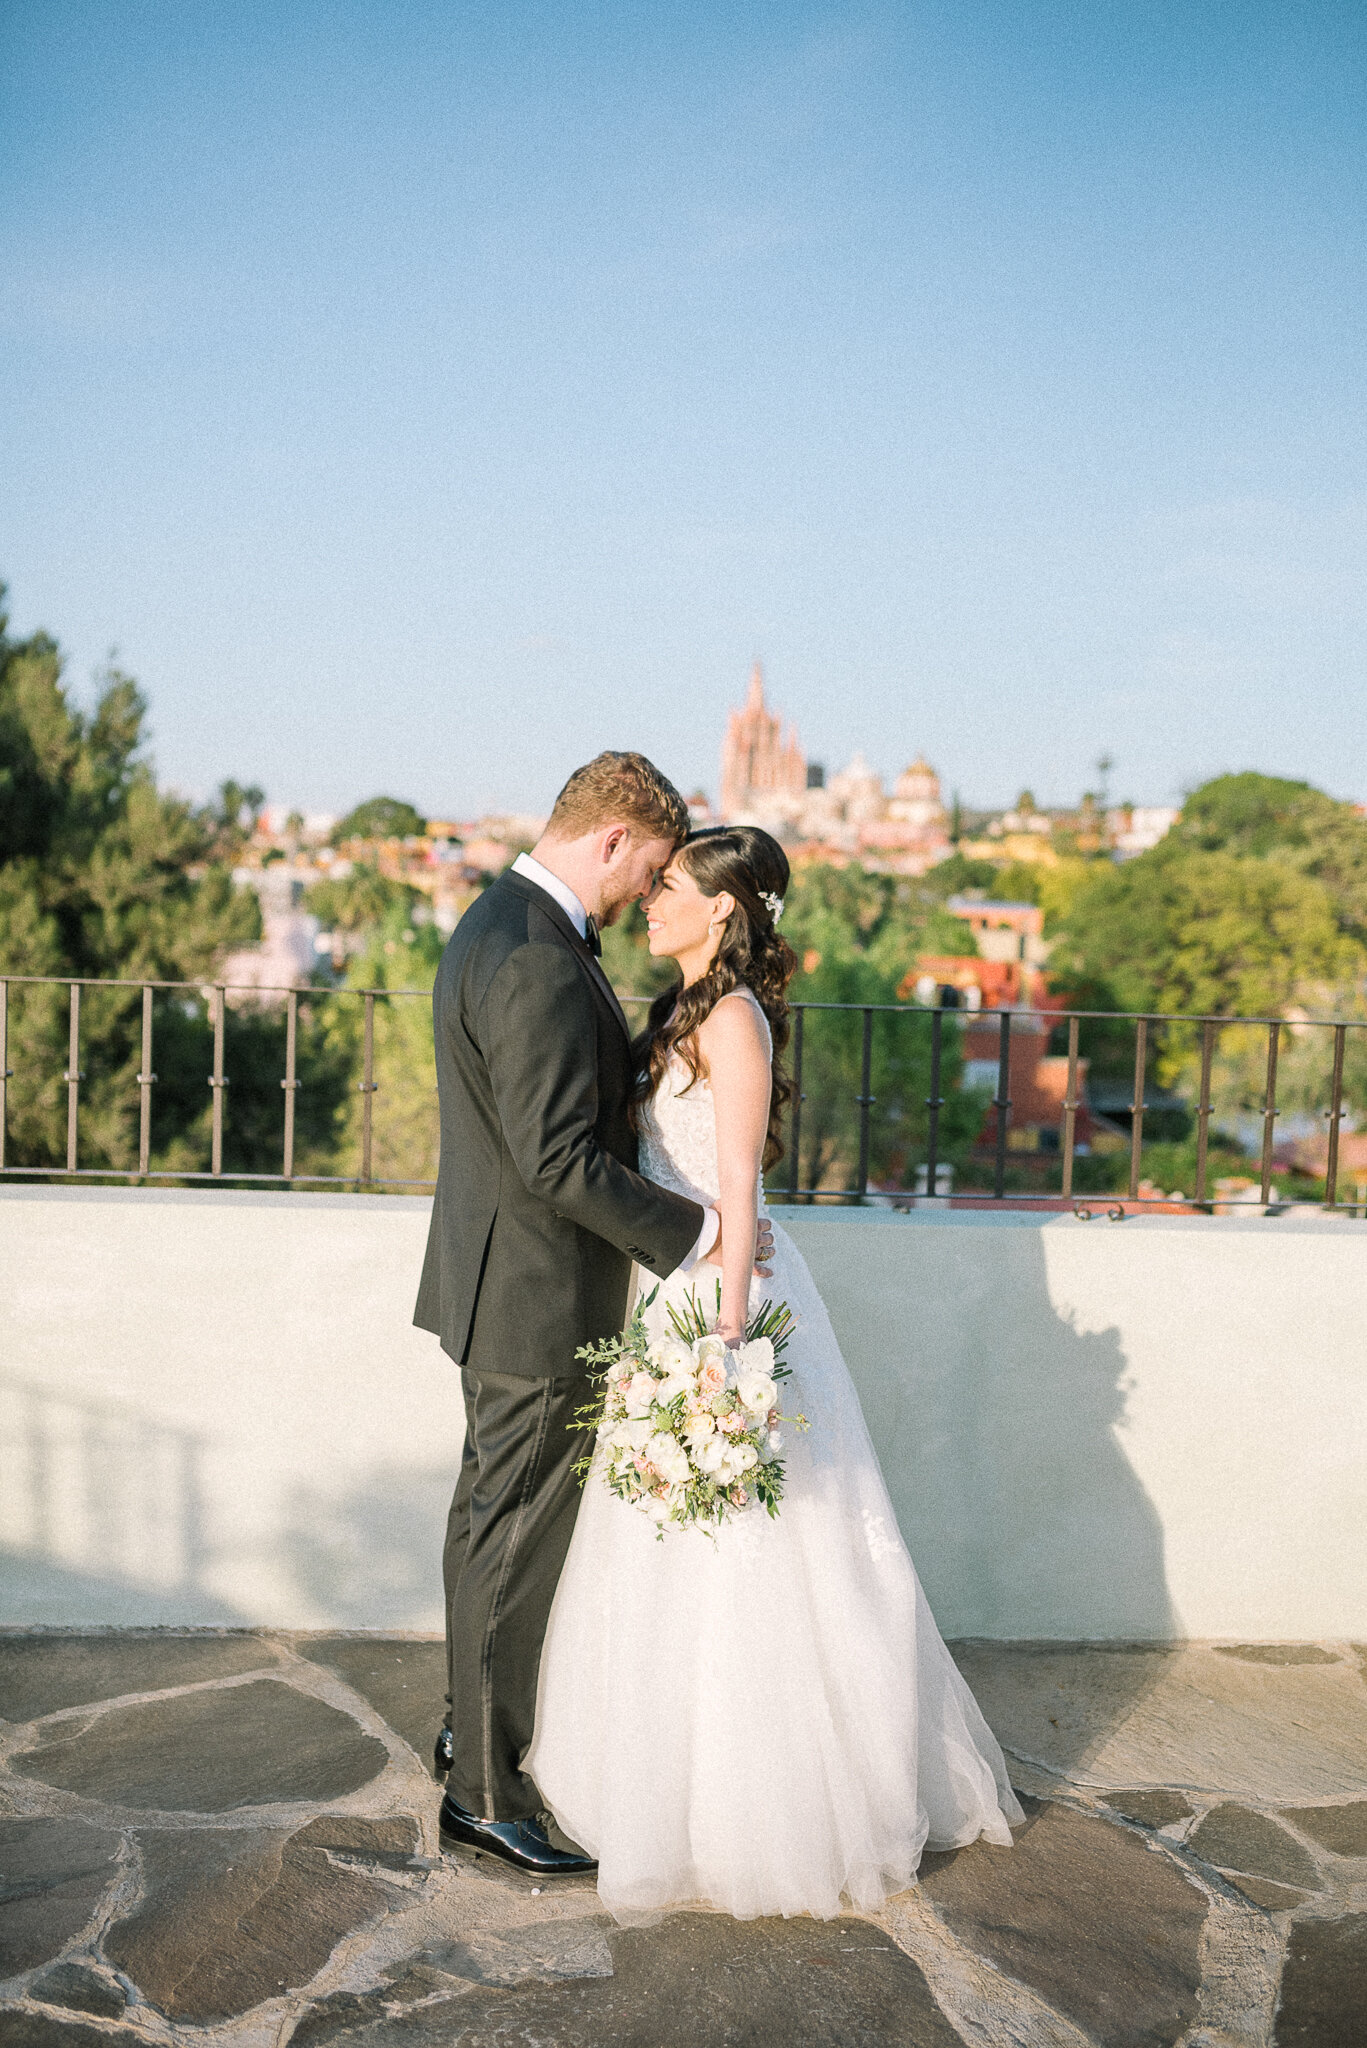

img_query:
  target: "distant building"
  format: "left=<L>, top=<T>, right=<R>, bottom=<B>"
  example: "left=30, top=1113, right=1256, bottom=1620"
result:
left=945, top=897, right=1050, bottom=967
left=720, top=663, right=807, bottom=827
left=1109, top=805, right=1178, bottom=858
left=717, top=664, right=951, bottom=871
left=220, top=866, right=322, bottom=1000
left=859, top=755, right=952, bottom=872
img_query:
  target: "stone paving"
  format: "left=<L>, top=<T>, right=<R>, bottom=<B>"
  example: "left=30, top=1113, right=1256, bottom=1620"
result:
left=2, top=1633, right=1365, bottom=2047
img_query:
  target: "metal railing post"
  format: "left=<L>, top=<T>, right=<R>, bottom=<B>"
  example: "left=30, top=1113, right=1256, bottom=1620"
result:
left=1325, top=1023, right=1347, bottom=1208
left=64, top=982, right=83, bottom=1172
left=282, top=989, right=299, bottom=1180
left=359, top=991, right=377, bottom=1182
left=924, top=1006, right=944, bottom=1201
left=855, top=1007, right=875, bottom=1198
left=137, top=985, right=155, bottom=1176
left=1259, top=1021, right=1280, bottom=1205
left=1128, top=1017, right=1147, bottom=1200
left=1194, top=1018, right=1215, bottom=1206
left=209, top=985, right=227, bottom=1175
left=787, top=1005, right=805, bottom=1201
left=1060, top=1014, right=1079, bottom=1201
left=993, top=1009, right=1011, bottom=1200
left=0, top=980, right=9, bottom=1171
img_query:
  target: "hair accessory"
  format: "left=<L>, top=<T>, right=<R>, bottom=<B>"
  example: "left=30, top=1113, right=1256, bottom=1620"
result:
left=760, top=890, right=784, bottom=923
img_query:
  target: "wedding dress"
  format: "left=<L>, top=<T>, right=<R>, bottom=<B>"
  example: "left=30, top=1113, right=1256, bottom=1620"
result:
left=524, top=989, right=1022, bottom=1922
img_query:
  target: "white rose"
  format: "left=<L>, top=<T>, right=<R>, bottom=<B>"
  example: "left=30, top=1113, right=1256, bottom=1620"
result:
left=737, top=1372, right=778, bottom=1416
left=683, top=1408, right=716, bottom=1444
left=643, top=1432, right=688, bottom=1483
left=664, top=1444, right=692, bottom=1486
left=737, top=1336, right=775, bottom=1376
left=694, top=1334, right=728, bottom=1370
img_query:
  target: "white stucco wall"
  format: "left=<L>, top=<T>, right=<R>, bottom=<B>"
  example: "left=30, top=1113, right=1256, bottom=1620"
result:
left=1, top=1186, right=1363, bottom=1639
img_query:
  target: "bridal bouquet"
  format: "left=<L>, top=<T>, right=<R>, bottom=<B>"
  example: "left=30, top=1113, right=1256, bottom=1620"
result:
left=574, top=1287, right=807, bottom=1536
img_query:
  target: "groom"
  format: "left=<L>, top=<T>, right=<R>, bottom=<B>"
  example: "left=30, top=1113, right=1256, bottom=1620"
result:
left=415, top=750, right=772, bottom=1874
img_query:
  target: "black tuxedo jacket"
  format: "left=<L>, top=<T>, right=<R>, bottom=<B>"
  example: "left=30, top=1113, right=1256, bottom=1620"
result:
left=413, top=869, right=705, bottom=1377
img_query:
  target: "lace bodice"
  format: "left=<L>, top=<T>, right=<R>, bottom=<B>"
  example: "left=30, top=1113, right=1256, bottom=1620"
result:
left=637, top=989, right=771, bottom=1211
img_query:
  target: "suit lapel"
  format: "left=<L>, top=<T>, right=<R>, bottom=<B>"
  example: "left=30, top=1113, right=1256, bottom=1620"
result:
left=497, top=872, right=634, bottom=1046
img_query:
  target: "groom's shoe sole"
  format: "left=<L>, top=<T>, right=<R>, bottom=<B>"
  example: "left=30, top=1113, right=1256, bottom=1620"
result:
left=438, top=1794, right=597, bottom=1876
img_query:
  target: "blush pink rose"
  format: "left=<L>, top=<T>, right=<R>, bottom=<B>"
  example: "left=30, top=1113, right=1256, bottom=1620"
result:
left=698, top=1356, right=727, bottom=1396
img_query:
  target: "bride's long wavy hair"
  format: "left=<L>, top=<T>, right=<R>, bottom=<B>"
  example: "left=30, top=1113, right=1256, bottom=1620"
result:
left=630, top=825, right=798, bottom=1170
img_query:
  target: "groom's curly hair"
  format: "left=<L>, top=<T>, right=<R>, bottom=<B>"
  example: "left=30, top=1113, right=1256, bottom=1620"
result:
left=631, top=825, right=797, bottom=1170
left=546, top=751, right=690, bottom=845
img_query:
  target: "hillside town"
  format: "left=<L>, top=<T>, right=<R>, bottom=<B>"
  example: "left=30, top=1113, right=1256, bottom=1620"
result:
left=226, top=661, right=1178, bottom=990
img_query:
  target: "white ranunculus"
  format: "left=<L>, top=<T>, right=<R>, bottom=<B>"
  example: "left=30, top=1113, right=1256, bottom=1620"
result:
left=654, top=1373, right=691, bottom=1409
left=734, top=1443, right=758, bottom=1471
left=648, top=1338, right=692, bottom=1375
left=614, top=1418, right=652, bottom=1453
left=697, top=1435, right=728, bottom=1476
left=737, top=1372, right=778, bottom=1416
left=694, top=1334, right=728, bottom=1371
left=624, top=1370, right=659, bottom=1416
left=646, top=1496, right=671, bottom=1523
left=737, top=1336, right=775, bottom=1377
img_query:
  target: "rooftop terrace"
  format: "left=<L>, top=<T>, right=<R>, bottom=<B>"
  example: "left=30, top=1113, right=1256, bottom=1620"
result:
left=2, top=1629, right=1364, bottom=2047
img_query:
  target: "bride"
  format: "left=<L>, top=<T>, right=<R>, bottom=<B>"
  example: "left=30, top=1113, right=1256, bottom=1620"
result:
left=524, top=824, right=1022, bottom=1922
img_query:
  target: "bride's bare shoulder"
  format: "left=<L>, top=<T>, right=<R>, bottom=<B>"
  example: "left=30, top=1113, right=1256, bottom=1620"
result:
left=696, top=988, right=770, bottom=1080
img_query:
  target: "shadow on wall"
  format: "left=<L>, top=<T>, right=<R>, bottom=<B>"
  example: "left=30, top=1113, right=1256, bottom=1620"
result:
left=282, top=1463, right=453, bottom=1630
left=791, top=1215, right=1182, bottom=1775
left=0, top=1371, right=245, bottom=1625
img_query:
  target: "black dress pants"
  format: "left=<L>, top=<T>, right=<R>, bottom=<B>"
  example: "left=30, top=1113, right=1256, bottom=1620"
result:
left=443, top=1368, right=585, bottom=1820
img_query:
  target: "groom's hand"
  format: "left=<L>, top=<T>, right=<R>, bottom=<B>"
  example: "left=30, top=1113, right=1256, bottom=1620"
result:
left=706, top=1214, right=775, bottom=1278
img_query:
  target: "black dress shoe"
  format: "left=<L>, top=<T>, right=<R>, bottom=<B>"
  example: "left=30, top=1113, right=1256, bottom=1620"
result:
left=438, top=1792, right=597, bottom=1875
left=433, top=1723, right=454, bottom=1779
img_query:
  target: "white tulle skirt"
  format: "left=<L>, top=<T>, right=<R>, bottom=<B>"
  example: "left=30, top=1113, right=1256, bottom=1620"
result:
left=523, top=1222, right=1023, bottom=1923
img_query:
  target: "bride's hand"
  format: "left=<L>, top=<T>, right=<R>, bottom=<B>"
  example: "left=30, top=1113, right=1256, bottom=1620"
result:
left=716, top=1322, right=746, bottom=1349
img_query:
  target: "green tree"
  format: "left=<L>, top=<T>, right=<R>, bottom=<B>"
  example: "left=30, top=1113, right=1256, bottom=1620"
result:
left=317, top=902, right=445, bottom=1184
left=1052, top=842, right=1353, bottom=1021
left=306, top=865, right=420, bottom=938
left=0, top=589, right=272, bottom=1173
left=1048, top=772, right=1367, bottom=1130
left=332, top=796, right=425, bottom=843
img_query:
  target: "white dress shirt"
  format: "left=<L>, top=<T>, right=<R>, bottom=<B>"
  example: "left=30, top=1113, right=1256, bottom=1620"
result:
left=509, top=852, right=719, bottom=1270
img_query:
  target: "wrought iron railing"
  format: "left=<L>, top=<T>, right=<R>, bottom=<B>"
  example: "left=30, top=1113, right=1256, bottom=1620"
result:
left=1, top=973, right=1365, bottom=1210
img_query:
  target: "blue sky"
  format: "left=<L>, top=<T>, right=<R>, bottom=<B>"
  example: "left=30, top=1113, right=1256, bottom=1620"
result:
left=2, top=1, right=1364, bottom=817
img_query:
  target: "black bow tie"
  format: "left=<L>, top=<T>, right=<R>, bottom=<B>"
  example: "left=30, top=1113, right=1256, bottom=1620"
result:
left=583, top=915, right=602, bottom=959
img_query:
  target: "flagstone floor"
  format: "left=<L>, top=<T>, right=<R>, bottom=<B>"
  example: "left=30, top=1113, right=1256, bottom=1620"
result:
left=2, top=1632, right=1365, bottom=2048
